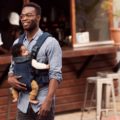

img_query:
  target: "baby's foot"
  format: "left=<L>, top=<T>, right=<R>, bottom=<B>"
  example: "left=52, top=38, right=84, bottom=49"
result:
left=12, top=98, right=18, bottom=102
left=29, top=99, right=39, bottom=104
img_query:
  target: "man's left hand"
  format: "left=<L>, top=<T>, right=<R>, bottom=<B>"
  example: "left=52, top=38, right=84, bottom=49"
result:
left=38, top=98, right=52, bottom=117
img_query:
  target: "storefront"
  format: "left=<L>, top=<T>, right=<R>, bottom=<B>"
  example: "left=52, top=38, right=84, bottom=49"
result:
left=0, top=0, right=118, bottom=119
left=0, top=0, right=116, bottom=48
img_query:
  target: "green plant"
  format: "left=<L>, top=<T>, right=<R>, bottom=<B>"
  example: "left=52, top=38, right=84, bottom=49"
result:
left=101, top=0, right=112, bottom=11
left=101, top=0, right=120, bottom=18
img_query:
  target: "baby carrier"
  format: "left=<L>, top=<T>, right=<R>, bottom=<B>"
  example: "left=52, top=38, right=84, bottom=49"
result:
left=15, top=32, right=51, bottom=90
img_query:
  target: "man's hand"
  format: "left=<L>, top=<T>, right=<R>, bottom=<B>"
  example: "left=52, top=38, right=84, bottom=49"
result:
left=38, top=79, right=59, bottom=118
left=38, top=98, right=52, bottom=118
left=8, top=75, right=27, bottom=90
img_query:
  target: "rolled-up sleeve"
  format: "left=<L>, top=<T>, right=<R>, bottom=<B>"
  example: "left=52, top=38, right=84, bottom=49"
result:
left=46, top=38, right=62, bottom=83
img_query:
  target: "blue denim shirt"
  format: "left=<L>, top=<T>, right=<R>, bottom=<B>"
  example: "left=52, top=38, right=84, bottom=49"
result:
left=9, top=29, right=62, bottom=113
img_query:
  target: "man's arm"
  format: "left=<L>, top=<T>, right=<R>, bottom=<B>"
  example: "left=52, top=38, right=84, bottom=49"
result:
left=8, top=73, right=27, bottom=90
left=38, top=38, right=62, bottom=117
left=8, top=66, right=27, bottom=90
left=38, top=79, right=59, bottom=116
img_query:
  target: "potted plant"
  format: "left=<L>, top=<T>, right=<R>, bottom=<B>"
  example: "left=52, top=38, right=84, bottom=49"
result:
left=101, top=0, right=120, bottom=45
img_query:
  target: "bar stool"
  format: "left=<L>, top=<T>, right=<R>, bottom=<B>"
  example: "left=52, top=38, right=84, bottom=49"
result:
left=97, top=72, right=120, bottom=106
left=81, top=76, right=117, bottom=120
left=97, top=72, right=120, bottom=92
left=97, top=72, right=120, bottom=78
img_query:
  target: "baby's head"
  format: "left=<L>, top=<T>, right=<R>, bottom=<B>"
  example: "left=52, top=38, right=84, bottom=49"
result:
left=12, top=43, right=29, bottom=57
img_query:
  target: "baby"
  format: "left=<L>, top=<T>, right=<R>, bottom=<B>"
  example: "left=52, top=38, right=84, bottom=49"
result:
left=10, top=43, right=49, bottom=104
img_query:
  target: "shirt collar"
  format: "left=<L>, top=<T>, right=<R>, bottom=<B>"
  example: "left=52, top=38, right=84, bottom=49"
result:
left=24, top=29, right=43, bottom=41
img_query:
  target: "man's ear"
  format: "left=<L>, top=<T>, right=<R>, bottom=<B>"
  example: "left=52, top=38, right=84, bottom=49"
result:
left=37, top=15, right=41, bottom=21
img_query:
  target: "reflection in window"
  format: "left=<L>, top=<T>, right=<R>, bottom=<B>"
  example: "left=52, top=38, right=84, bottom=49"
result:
left=76, top=0, right=110, bottom=41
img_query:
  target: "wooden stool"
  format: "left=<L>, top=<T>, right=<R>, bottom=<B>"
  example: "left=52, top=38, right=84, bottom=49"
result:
left=81, top=76, right=117, bottom=120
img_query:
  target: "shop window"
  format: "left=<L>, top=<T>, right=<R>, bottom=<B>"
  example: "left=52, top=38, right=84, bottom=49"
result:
left=75, top=0, right=110, bottom=44
left=31, top=0, right=71, bottom=47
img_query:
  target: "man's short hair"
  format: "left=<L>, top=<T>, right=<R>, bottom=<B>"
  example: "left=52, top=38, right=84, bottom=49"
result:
left=23, top=2, right=41, bottom=16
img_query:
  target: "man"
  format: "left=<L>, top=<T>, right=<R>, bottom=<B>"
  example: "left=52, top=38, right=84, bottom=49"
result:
left=8, top=2, right=62, bottom=120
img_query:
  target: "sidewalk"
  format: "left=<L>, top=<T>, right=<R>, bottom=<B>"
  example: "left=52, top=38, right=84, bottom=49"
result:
left=55, top=96, right=120, bottom=120
left=55, top=111, right=120, bottom=120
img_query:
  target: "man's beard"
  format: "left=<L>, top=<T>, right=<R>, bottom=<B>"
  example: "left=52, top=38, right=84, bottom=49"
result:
left=24, top=21, right=37, bottom=32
